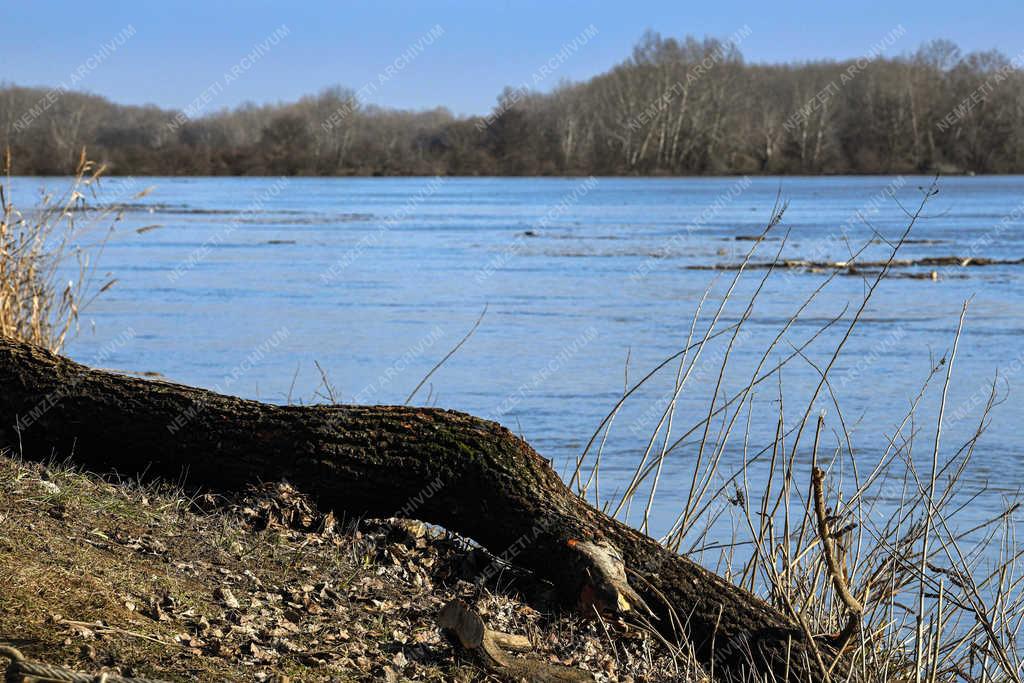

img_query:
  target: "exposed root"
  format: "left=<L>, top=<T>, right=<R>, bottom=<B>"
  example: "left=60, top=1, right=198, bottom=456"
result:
left=439, top=600, right=596, bottom=682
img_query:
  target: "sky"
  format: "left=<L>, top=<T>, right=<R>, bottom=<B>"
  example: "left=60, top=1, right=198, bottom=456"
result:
left=2, top=0, right=1022, bottom=117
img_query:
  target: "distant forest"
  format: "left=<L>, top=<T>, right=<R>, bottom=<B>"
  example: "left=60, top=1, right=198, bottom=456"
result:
left=3, top=32, right=1024, bottom=176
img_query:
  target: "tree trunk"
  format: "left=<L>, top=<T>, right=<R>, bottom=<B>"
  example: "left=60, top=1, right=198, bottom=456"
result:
left=0, top=338, right=827, bottom=681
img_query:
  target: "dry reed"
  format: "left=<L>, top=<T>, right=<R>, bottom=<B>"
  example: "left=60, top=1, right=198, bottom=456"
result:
left=576, top=179, right=1023, bottom=681
left=0, top=149, right=144, bottom=353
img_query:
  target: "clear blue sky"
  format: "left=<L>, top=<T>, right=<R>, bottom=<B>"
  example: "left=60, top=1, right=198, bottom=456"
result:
left=3, top=0, right=1021, bottom=117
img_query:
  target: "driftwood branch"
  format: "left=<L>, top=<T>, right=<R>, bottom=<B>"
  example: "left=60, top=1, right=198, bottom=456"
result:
left=812, top=466, right=862, bottom=660
left=0, top=338, right=831, bottom=681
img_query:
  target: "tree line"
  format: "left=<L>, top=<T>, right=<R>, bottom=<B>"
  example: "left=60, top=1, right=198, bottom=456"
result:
left=2, top=33, right=1023, bottom=176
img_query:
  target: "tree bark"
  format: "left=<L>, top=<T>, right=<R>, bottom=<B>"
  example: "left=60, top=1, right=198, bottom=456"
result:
left=0, top=338, right=826, bottom=681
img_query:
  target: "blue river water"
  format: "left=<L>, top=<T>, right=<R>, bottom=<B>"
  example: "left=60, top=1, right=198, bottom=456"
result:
left=10, top=174, right=1024, bottom=550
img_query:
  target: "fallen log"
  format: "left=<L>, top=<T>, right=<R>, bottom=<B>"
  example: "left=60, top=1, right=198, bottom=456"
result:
left=0, top=338, right=827, bottom=681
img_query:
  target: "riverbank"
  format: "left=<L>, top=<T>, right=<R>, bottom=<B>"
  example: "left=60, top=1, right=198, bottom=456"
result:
left=0, top=454, right=681, bottom=682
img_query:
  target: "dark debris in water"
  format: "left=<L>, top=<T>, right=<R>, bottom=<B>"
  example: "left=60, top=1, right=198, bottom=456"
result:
left=690, top=255, right=1024, bottom=279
